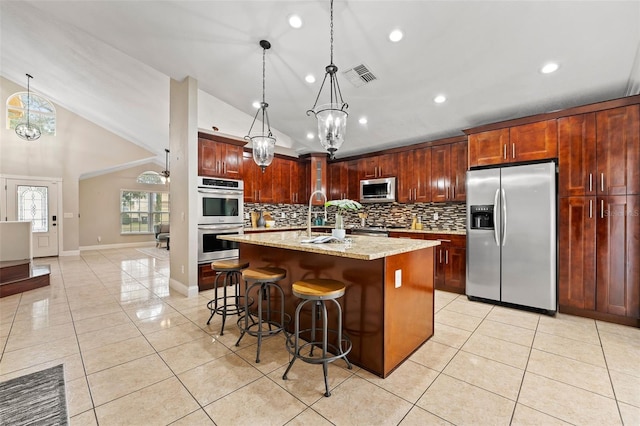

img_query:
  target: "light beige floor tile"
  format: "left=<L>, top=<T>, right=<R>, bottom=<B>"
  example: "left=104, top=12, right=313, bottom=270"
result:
left=461, top=333, right=530, bottom=369
left=442, top=297, right=493, bottom=318
left=537, top=314, right=599, bottom=344
left=77, top=321, right=141, bottom=352
left=435, top=309, right=483, bottom=332
left=485, top=306, right=540, bottom=330
left=82, top=335, right=155, bottom=374
left=73, top=311, right=132, bottom=335
left=527, top=349, right=614, bottom=398
left=399, top=406, right=453, bottom=425
left=5, top=322, right=76, bottom=352
left=66, top=376, right=93, bottom=417
left=409, top=340, right=458, bottom=372
left=416, top=374, right=515, bottom=425
left=87, top=353, right=173, bottom=406
left=532, top=331, right=606, bottom=367
left=599, top=328, right=640, bottom=350
left=159, top=336, right=232, bottom=374
left=178, top=353, right=262, bottom=406
left=475, top=319, right=536, bottom=347
left=357, top=359, right=438, bottom=403
left=70, top=302, right=123, bottom=322
left=144, top=321, right=209, bottom=352
left=287, top=408, right=334, bottom=426
left=443, top=350, right=524, bottom=400
left=619, top=402, right=640, bottom=426
left=235, top=334, right=290, bottom=373
left=13, top=301, right=70, bottom=321
left=170, top=409, right=215, bottom=426
left=311, top=375, right=413, bottom=425
left=0, top=335, right=79, bottom=374
left=0, top=354, right=85, bottom=384
left=95, top=377, right=199, bottom=425
left=271, top=358, right=354, bottom=405
left=511, top=403, right=572, bottom=425
left=133, top=310, right=189, bottom=334
left=601, top=339, right=640, bottom=378
left=70, top=409, right=97, bottom=426
left=203, top=376, right=306, bottom=425
left=9, top=310, right=74, bottom=333
left=431, top=322, right=472, bottom=349
left=518, top=372, right=621, bottom=425
left=609, top=370, right=640, bottom=407
left=124, top=300, right=177, bottom=321
left=597, top=320, right=640, bottom=341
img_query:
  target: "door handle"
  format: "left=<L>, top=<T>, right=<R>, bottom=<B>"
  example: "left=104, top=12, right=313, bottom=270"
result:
left=501, top=188, right=507, bottom=246
left=601, top=199, right=604, bottom=218
left=493, top=189, right=500, bottom=246
left=439, top=249, right=442, bottom=263
left=445, top=250, right=449, bottom=264
left=503, top=144, right=507, bottom=160
left=512, top=143, right=516, bottom=159
left=589, top=173, right=593, bottom=192
left=601, top=173, right=604, bottom=192
left=589, top=199, right=593, bottom=218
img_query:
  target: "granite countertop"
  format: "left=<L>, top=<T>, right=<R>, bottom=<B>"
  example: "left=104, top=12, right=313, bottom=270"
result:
left=221, top=231, right=440, bottom=260
left=244, top=225, right=466, bottom=236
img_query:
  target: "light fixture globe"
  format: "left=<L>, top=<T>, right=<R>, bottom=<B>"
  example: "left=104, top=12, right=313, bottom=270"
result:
left=15, top=73, right=41, bottom=141
left=250, top=133, right=276, bottom=172
left=315, top=103, right=347, bottom=157
left=245, top=40, right=276, bottom=173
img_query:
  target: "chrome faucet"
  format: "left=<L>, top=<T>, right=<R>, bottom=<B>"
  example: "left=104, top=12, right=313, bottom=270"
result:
left=307, top=190, right=327, bottom=237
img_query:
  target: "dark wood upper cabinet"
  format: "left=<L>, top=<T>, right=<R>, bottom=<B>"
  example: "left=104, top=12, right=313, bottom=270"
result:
left=558, top=113, right=597, bottom=197
left=198, top=136, right=244, bottom=178
left=596, top=195, right=639, bottom=319
left=358, top=154, right=397, bottom=179
left=450, top=141, right=467, bottom=201
left=596, top=105, right=640, bottom=196
left=468, top=128, right=509, bottom=167
left=398, top=147, right=431, bottom=203
left=558, top=196, right=596, bottom=311
left=509, top=120, right=558, bottom=163
left=431, top=141, right=467, bottom=202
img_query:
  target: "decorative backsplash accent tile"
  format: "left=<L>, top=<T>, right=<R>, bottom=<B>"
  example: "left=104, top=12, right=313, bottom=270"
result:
left=245, top=201, right=466, bottom=231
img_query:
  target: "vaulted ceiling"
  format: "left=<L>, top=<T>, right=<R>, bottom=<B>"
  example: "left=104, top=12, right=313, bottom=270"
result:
left=2, top=1, right=639, bottom=171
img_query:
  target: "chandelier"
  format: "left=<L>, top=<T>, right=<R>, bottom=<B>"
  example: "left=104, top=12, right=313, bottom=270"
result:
left=245, top=40, right=276, bottom=173
left=161, top=148, right=170, bottom=184
left=307, top=0, right=348, bottom=159
left=15, top=73, right=42, bottom=141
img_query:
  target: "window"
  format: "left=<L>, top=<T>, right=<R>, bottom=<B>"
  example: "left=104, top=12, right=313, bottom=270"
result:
left=120, top=191, right=169, bottom=234
left=6, top=92, right=56, bottom=135
left=17, top=185, right=48, bottom=232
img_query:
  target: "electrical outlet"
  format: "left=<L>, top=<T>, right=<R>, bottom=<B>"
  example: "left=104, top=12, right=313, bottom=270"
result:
left=433, top=212, right=439, bottom=221
left=97, top=236, right=101, bottom=242
left=395, top=269, right=402, bottom=288
left=245, top=213, right=250, bottom=219
left=181, top=265, right=185, bottom=274
left=293, top=212, right=297, bottom=218
left=280, top=212, right=285, bottom=218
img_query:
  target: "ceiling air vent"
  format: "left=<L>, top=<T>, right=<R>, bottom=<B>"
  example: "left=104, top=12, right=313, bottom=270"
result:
left=343, top=64, right=377, bottom=87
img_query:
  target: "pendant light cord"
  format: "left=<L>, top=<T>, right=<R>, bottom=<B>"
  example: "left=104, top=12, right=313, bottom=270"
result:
left=25, top=73, right=33, bottom=127
left=330, top=0, right=334, bottom=65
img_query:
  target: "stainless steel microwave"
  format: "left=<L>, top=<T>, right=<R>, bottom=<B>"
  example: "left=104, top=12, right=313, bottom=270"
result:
left=359, top=177, right=396, bottom=203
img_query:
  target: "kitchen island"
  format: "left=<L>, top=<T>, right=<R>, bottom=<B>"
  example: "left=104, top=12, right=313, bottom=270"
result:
left=219, top=231, right=440, bottom=377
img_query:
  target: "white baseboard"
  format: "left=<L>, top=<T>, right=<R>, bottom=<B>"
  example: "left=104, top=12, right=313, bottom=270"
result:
left=169, top=277, right=199, bottom=297
left=80, top=241, right=156, bottom=252
left=60, top=250, right=81, bottom=256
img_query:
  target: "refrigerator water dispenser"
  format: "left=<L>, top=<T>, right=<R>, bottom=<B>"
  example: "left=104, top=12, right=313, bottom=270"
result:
left=470, top=205, right=494, bottom=229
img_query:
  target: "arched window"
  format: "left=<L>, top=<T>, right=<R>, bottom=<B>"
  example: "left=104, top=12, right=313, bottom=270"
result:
left=6, top=92, right=56, bottom=135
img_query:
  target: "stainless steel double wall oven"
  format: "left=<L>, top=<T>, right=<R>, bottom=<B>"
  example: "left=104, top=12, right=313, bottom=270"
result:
left=197, top=176, right=244, bottom=263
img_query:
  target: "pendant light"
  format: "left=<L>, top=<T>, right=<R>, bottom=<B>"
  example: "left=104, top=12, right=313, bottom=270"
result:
left=307, top=0, right=348, bottom=159
left=160, top=148, right=170, bottom=184
left=245, top=40, right=276, bottom=173
left=15, top=73, right=42, bottom=141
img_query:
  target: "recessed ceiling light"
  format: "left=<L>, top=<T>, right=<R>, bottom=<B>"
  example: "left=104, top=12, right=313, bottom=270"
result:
left=305, top=74, right=316, bottom=84
left=252, top=101, right=260, bottom=109
left=541, top=62, right=559, bottom=74
left=306, top=132, right=314, bottom=139
left=288, top=14, right=303, bottom=29
left=358, top=117, right=368, bottom=125
left=434, top=95, right=446, bottom=104
left=389, top=29, right=403, bottom=42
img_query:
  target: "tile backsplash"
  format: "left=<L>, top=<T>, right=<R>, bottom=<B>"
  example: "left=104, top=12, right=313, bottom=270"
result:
left=245, top=201, right=466, bottom=231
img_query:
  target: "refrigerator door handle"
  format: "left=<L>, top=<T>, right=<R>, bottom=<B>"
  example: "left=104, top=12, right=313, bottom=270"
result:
left=501, top=188, right=507, bottom=246
left=493, top=189, right=500, bottom=246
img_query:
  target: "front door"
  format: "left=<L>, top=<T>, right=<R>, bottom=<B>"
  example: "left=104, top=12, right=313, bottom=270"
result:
left=5, top=179, right=59, bottom=257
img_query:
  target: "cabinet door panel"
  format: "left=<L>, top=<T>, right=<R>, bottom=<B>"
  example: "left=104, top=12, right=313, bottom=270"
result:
left=415, top=147, right=432, bottom=203
left=596, top=195, right=640, bottom=318
left=359, top=157, right=378, bottom=179
left=558, top=114, right=597, bottom=197
left=450, top=141, right=467, bottom=201
left=558, top=197, right=596, bottom=310
left=431, top=145, right=450, bottom=202
left=468, top=129, right=509, bottom=167
left=445, top=247, right=466, bottom=293
left=223, top=145, right=243, bottom=177
left=509, top=119, right=558, bottom=162
left=198, top=139, right=220, bottom=177
left=397, top=151, right=413, bottom=203
left=596, top=105, right=640, bottom=195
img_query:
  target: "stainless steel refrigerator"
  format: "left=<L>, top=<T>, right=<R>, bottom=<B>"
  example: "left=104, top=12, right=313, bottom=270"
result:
left=466, top=162, right=557, bottom=312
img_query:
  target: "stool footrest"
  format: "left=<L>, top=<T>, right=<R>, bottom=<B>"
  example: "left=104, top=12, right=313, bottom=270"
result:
left=284, top=329, right=352, bottom=364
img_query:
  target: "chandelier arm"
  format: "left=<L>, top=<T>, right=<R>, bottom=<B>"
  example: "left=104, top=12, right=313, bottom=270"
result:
left=245, top=107, right=262, bottom=139
left=307, top=71, right=331, bottom=115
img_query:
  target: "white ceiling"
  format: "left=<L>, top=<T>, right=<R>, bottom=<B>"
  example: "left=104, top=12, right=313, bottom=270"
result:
left=2, top=1, right=639, bottom=171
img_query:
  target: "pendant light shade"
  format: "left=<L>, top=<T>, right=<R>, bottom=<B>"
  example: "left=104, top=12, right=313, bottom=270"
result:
left=246, top=40, right=276, bottom=173
left=15, top=73, right=41, bottom=141
left=307, top=0, right=348, bottom=159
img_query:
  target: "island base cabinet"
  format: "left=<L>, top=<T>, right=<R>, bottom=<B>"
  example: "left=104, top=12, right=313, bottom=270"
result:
left=236, top=243, right=435, bottom=377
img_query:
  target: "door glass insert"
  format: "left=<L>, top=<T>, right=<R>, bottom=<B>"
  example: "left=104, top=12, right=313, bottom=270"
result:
left=17, top=185, right=48, bottom=232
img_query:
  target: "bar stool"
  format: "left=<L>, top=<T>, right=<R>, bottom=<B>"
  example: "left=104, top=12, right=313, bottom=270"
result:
left=235, top=266, right=288, bottom=363
left=283, top=279, right=352, bottom=397
left=206, top=259, right=250, bottom=336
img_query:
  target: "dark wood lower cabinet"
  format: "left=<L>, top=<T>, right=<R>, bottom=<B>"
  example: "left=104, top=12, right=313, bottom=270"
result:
left=198, top=263, right=218, bottom=291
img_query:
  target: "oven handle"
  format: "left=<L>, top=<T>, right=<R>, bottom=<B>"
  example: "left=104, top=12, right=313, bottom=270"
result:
left=197, top=188, right=243, bottom=196
left=198, top=224, right=244, bottom=232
